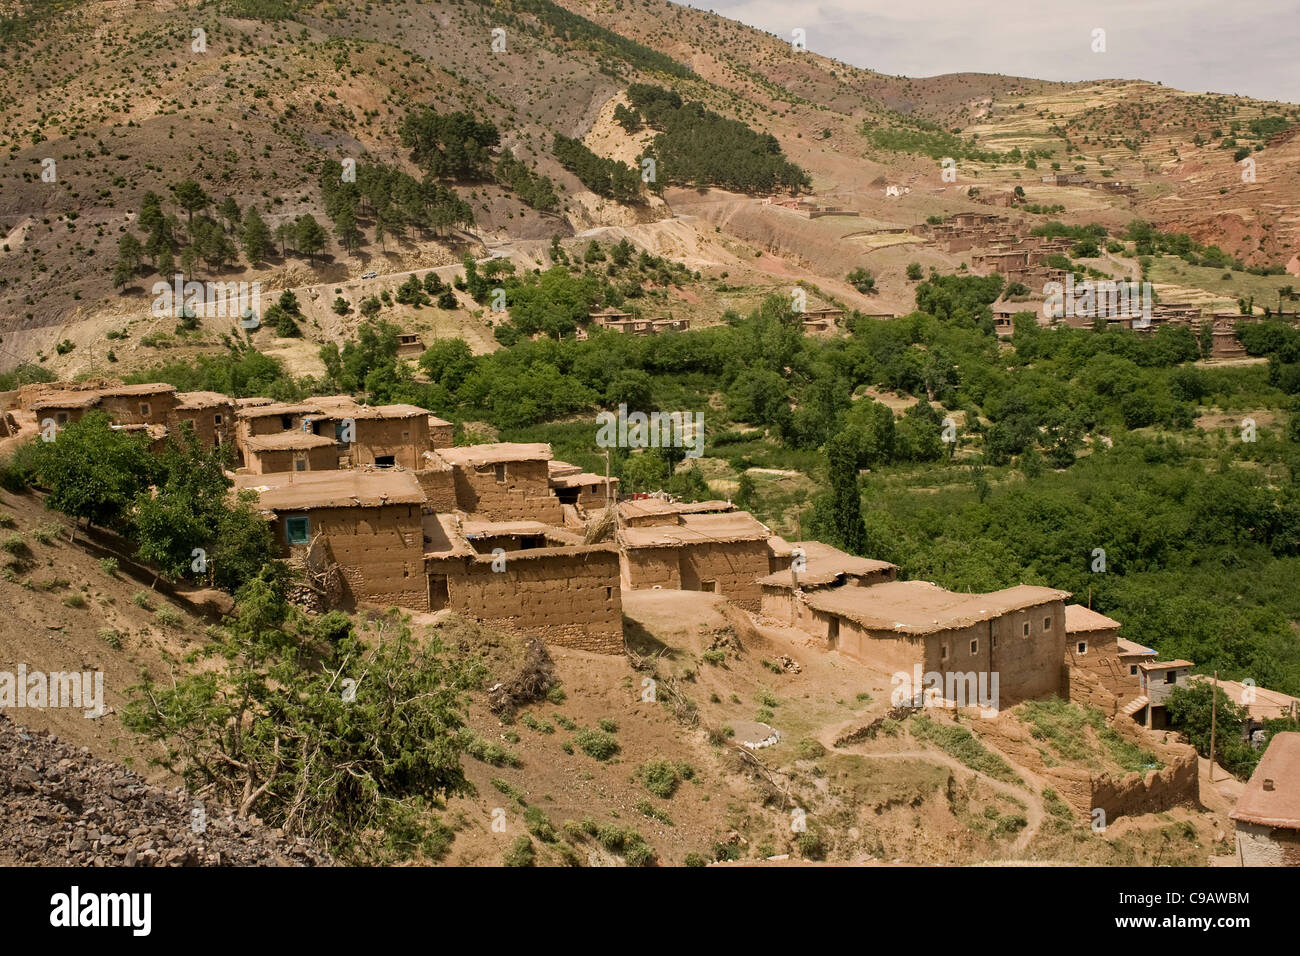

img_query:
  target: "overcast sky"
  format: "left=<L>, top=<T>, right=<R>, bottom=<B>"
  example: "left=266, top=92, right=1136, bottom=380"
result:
left=683, top=0, right=1300, bottom=104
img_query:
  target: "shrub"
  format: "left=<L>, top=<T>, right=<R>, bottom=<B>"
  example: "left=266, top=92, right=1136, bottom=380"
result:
left=31, top=523, right=60, bottom=545
left=597, top=717, right=618, bottom=734
left=503, top=836, right=535, bottom=867
left=463, top=735, right=522, bottom=768
left=796, top=738, right=827, bottom=760
left=796, top=830, right=827, bottom=860
left=155, top=606, right=184, bottom=628
left=574, top=728, right=619, bottom=761
left=523, top=806, right=557, bottom=842
left=98, top=557, right=119, bottom=576
left=131, top=590, right=153, bottom=610
left=99, top=628, right=124, bottom=649
left=636, top=760, right=695, bottom=798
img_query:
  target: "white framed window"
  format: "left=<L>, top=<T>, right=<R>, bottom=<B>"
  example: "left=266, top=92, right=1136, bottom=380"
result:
left=1043, top=616, right=1052, bottom=631
left=1129, top=665, right=1138, bottom=676
left=1022, top=621, right=1030, bottom=637
left=969, top=639, right=978, bottom=655
left=1077, top=642, right=1088, bottom=655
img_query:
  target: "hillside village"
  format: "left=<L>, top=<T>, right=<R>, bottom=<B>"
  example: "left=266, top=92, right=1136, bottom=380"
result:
left=4, top=373, right=1299, bottom=867
left=1, top=0, right=1300, bottom=877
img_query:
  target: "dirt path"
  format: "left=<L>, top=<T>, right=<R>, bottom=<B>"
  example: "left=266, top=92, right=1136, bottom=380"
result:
left=822, top=729, right=1049, bottom=856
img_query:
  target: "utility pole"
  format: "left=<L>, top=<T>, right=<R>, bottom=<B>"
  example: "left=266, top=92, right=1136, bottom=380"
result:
left=790, top=513, right=803, bottom=627
left=1209, top=669, right=1218, bottom=784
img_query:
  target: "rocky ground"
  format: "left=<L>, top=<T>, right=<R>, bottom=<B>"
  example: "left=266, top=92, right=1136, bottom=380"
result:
left=0, top=714, right=330, bottom=867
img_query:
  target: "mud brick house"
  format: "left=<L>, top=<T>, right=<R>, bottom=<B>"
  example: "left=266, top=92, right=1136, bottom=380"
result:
left=414, top=451, right=458, bottom=512
left=1062, top=605, right=1143, bottom=716
left=758, top=541, right=897, bottom=626
left=1231, top=733, right=1300, bottom=866
left=396, top=333, right=424, bottom=356
left=1117, top=637, right=1157, bottom=679
left=236, top=401, right=321, bottom=440
left=652, top=317, right=690, bottom=332
left=619, top=511, right=779, bottom=610
left=320, top=402, right=431, bottom=470
left=427, top=415, right=454, bottom=449
left=423, top=514, right=622, bottom=652
left=589, top=306, right=632, bottom=327
left=95, top=383, right=177, bottom=425
left=169, top=391, right=235, bottom=449
left=242, top=431, right=340, bottom=474
left=548, top=460, right=618, bottom=511
left=433, top=443, right=563, bottom=524
left=29, top=390, right=102, bottom=428
left=618, top=498, right=736, bottom=527
left=1132, top=659, right=1195, bottom=729
left=235, top=469, right=428, bottom=610
left=800, top=580, right=1070, bottom=707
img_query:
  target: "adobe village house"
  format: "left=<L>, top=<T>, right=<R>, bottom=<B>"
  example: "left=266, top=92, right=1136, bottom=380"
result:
left=15, top=379, right=1283, bottom=827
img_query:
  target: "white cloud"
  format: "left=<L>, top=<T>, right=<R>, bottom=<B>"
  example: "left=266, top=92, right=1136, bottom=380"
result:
left=684, top=0, right=1300, bottom=103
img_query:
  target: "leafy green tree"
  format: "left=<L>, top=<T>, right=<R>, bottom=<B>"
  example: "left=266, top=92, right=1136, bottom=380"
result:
left=31, top=413, right=156, bottom=530
left=1166, top=682, right=1259, bottom=778
left=124, top=584, right=481, bottom=862
left=133, top=427, right=271, bottom=588
left=419, top=338, right=475, bottom=391
left=821, top=431, right=866, bottom=554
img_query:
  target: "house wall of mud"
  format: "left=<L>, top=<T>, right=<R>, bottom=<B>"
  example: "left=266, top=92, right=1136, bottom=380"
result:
left=168, top=404, right=235, bottom=450
left=428, top=549, right=623, bottom=653
left=353, top=416, right=428, bottom=470
left=450, top=459, right=563, bottom=523
left=246, top=444, right=339, bottom=475
left=622, top=540, right=768, bottom=610
left=274, top=503, right=426, bottom=610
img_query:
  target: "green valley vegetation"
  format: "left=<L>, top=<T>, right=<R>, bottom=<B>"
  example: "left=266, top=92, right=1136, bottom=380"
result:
left=99, top=260, right=1300, bottom=698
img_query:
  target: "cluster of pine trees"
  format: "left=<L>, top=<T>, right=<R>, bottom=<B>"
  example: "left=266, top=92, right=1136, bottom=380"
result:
left=552, top=134, right=643, bottom=203
left=494, top=149, right=559, bottom=212
left=318, top=159, right=474, bottom=254
left=623, top=83, right=811, bottom=194
left=112, top=181, right=324, bottom=289
left=399, top=107, right=500, bottom=180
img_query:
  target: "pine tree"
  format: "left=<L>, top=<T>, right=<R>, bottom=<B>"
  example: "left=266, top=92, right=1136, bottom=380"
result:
left=241, top=207, right=272, bottom=264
